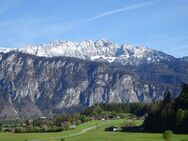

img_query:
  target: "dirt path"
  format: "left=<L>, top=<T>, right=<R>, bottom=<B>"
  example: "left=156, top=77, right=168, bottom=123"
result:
left=29, top=122, right=109, bottom=141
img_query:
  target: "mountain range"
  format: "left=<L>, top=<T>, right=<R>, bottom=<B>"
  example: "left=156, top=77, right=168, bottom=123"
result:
left=0, top=40, right=188, bottom=119
left=0, top=40, right=174, bottom=65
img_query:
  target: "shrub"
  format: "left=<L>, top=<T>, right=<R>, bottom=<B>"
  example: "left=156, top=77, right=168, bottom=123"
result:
left=163, top=130, right=173, bottom=141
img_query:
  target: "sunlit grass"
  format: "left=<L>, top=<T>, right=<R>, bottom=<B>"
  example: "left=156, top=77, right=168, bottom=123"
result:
left=0, top=119, right=187, bottom=141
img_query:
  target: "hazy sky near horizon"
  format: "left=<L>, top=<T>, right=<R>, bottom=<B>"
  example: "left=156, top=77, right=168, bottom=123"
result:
left=0, top=0, right=188, bottom=57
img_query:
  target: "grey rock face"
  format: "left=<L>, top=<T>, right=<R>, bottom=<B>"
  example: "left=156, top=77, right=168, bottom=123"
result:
left=0, top=52, right=187, bottom=119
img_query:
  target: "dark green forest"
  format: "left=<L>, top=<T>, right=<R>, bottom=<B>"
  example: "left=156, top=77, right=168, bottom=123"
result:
left=144, top=83, right=188, bottom=133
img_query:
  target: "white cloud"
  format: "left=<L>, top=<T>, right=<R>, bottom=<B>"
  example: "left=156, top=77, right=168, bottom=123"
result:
left=0, top=0, right=160, bottom=47
left=42, top=0, right=160, bottom=36
left=169, top=45, right=188, bottom=52
left=83, top=0, right=159, bottom=23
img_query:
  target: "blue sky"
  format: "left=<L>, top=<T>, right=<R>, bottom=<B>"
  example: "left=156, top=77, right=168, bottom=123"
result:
left=0, top=0, right=188, bottom=57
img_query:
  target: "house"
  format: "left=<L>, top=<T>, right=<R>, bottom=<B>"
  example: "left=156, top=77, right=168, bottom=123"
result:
left=70, top=124, right=76, bottom=129
left=105, top=126, right=119, bottom=131
left=116, top=116, right=120, bottom=119
left=40, top=116, right=47, bottom=120
left=113, top=128, right=117, bottom=131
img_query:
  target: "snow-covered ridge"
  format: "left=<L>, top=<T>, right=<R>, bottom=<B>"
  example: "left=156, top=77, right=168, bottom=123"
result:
left=0, top=47, right=13, bottom=53
left=0, top=40, right=174, bottom=65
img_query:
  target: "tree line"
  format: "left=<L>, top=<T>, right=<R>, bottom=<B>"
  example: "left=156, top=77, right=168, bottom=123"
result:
left=0, top=113, right=91, bottom=133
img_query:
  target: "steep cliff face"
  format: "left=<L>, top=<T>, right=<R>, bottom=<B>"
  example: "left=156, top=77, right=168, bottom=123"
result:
left=0, top=52, right=187, bottom=119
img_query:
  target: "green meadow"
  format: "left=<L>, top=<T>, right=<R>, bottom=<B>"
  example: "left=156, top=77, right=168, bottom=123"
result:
left=0, top=119, right=187, bottom=141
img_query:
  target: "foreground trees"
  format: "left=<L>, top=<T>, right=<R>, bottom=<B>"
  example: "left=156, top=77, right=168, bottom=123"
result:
left=144, top=84, right=188, bottom=133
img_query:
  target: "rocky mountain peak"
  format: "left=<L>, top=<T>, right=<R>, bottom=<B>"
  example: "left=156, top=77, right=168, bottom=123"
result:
left=0, top=40, right=175, bottom=65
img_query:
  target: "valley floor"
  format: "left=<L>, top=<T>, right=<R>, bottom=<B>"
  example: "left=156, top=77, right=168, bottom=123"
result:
left=0, top=119, right=187, bottom=141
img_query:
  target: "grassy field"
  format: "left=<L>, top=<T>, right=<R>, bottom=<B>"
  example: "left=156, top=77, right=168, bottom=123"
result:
left=0, top=119, right=187, bottom=141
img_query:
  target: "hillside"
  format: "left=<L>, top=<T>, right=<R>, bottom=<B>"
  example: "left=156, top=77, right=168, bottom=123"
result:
left=0, top=47, right=188, bottom=118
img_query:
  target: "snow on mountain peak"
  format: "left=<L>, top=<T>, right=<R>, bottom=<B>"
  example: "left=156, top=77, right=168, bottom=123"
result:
left=0, top=47, right=12, bottom=53
left=0, top=40, right=174, bottom=65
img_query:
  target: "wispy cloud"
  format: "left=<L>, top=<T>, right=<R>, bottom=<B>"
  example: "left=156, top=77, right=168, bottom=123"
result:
left=83, top=0, right=159, bottom=23
left=40, top=0, right=160, bottom=36
left=0, top=0, right=159, bottom=47
left=164, top=36, right=188, bottom=42
left=142, top=35, right=188, bottom=56
left=145, top=35, right=188, bottom=45
left=169, top=45, right=188, bottom=52
left=0, top=0, right=19, bottom=13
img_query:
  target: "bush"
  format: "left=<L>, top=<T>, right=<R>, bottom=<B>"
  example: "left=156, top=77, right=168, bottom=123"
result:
left=46, top=127, right=64, bottom=132
left=163, top=130, right=173, bottom=141
left=14, top=127, right=25, bottom=133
